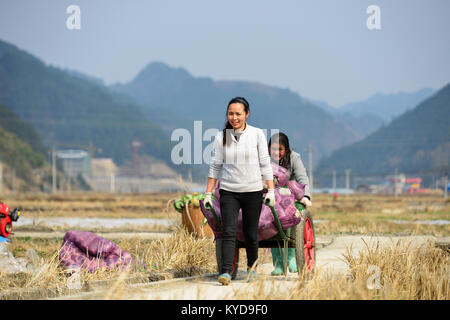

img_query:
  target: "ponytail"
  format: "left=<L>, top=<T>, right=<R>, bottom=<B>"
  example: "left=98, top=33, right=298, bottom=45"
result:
left=222, top=121, right=233, bottom=146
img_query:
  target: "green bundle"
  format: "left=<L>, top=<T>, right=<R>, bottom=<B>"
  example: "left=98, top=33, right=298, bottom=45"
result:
left=173, top=192, right=206, bottom=213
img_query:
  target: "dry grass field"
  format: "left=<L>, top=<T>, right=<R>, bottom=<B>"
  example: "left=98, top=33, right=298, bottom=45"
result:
left=5, top=192, right=177, bottom=219
left=0, top=192, right=448, bottom=299
left=229, top=239, right=449, bottom=300
left=313, top=194, right=449, bottom=237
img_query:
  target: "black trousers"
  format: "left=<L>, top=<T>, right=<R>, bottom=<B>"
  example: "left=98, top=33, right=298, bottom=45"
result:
left=219, top=188, right=263, bottom=274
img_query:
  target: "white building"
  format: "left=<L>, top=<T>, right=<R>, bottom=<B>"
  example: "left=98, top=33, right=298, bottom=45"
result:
left=56, top=150, right=90, bottom=178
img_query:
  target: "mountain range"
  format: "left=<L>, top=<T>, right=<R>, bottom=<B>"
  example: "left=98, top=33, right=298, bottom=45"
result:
left=111, top=61, right=362, bottom=164
left=307, top=87, right=435, bottom=139
left=338, top=88, right=436, bottom=121
left=0, top=38, right=446, bottom=185
left=0, top=40, right=170, bottom=167
left=316, top=83, right=450, bottom=186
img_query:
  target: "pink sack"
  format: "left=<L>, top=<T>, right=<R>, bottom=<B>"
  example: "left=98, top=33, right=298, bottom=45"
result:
left=271, top=162, right=289, bottom=187
left=287, top=180, right=306, bottom=200
left=59, top=230, right=133, bottom=273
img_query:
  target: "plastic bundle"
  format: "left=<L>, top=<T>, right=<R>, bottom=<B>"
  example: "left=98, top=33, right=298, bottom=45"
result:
left=59, top=230, right=133, bottom=273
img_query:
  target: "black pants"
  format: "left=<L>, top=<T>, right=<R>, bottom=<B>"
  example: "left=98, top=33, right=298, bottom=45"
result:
left=219, top=188, right=263, bottom=274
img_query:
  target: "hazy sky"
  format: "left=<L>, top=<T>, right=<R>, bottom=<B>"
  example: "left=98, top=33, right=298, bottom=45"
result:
left=0, top=0, right=449, bottom=106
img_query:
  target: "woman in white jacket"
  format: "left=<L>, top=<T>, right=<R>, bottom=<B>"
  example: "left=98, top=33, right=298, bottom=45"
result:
left=204, top=97, right=275, bottom=285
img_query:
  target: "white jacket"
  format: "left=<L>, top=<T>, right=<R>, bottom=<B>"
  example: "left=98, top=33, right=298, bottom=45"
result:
left=208, top=124, right=274, bottom=192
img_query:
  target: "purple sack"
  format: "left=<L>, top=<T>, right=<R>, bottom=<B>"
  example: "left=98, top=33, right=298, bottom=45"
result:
left=287, top=180, right=306, bottom=201
left=200, top=162, right=307, bottom=241
left=272, top=162, right=306, bottom=200
left=272, top=163, right=290, bottom=187
left=59, top=230, right=133, bottom=273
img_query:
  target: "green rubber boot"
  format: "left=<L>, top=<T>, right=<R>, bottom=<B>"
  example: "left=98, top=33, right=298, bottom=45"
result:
left=271, top=248, right=284, bottom=276
left=288, top=248, right=298, bottom=273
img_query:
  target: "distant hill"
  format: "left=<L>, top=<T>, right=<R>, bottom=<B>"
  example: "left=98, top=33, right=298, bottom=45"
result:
left=111, top=61, right=361, bottom=166
left=0, top=104, right=47, bottom=190
left=0, top=39, right=172, bottom=168
left=338, top=88, right=435, bottom=122
left=306, top=98, right=339, bottom=115
left=0, top=126, right=45, bottom=181
left=332, top=112, right=385, bottom=139
left=306, top=88, right=435, bottom=141
left=316, top=83, right=450, bottom=182
left=0, top=102, right=46, bottom=155
left=63, top=68, right=105, bottom=87
left=306, top=96, right=385, bottom=139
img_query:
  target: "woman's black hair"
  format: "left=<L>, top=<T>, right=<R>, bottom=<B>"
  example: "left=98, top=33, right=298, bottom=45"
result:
left=268, top=132, right=292, bottom=170
left=222, top=97, right=250, bottom=146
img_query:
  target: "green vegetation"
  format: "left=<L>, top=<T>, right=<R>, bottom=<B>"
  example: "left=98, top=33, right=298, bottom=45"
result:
left=0, top=125, right=45, bottom=182
left=0, top=40, right=171, bottom=166
left=0, top=103, right=46, bottom=155
left=0, top=102, right=48, bottom=189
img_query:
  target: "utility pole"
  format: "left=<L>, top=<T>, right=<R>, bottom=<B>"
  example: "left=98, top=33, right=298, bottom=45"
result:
left=188, top=169, right=192, bottom=185
left=0, top=159, right=3, bottom=195
left=308, top=144, right=313, bottom=196
left=12, top=168, right=16, bottom=193
left=394, top=168, right=398, bottom=199
left=88, top=140, right=95, bottom=158
left=52, top=147, right=57, bottom=194
left=110, top=172, right=115, bottom=193
left=67, top=158, right=72, bottom=194
left=332, top=168, right=336, bottom=193
left=345, top=169, right=351, bottom=194
left=67, top=176, right=71, bottom=194
left=445, top=166, right=448, bottom=200
left=132, top=140, right=143, bottom=177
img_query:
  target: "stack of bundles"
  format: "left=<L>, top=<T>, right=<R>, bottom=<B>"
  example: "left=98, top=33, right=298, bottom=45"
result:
left=200, top=162, right=306, bottom=241
left=59, top=230, right=134, bottom=273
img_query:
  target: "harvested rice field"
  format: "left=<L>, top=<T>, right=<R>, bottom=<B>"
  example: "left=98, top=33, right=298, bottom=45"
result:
left=0, top=192, right=448, bottom=300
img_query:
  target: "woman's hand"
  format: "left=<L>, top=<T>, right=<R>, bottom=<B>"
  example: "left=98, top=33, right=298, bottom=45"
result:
left=263, top=189, right=275, bottom=206
left=300, top=197, right=312, bottom=208
left=204, top=192, right=213, bottom=209
left=204, top=177, right=217, bottom=209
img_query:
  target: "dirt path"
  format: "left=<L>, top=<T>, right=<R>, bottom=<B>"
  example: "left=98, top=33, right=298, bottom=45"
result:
left=53, top=234, right=438, bottom=300
left=14, top=231, right=172, bottom=240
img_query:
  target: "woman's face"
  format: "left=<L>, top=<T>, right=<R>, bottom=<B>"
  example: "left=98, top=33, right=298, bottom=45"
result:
left=270, top=142, right=286, bottom=161
left=227, top=103, right=249, bottom=130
